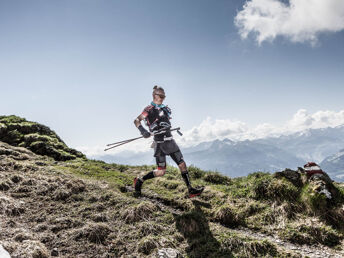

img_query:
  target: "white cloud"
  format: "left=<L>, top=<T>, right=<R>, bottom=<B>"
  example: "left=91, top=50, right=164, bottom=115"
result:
left=235, top=0, right=344, bottom=45
left=178, top=109, right=344, bottom=147
left=285, top=109, right=344, bottom=131
left=80, top=109, right=344, bottom=156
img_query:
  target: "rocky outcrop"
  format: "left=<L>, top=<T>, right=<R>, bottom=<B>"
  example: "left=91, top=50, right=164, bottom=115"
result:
left=0, top=115, right=84, bottom=161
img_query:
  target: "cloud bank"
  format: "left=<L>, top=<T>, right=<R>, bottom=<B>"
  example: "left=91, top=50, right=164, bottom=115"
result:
left=179, top=109, right=344, bottom=147
left=79, top=109, right=344, bottom=156
left=235, top=0, right=344, bottom=45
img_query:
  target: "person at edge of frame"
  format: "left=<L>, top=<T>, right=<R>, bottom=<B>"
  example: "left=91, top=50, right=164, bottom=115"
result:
left=133, top=85, right=204, bottom=198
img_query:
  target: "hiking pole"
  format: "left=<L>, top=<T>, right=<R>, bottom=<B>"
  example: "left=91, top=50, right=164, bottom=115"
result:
left=106, top=136, right=143, bottom=147
left=105, top=126, right=173, bottom=147
left=104, top=127, right=182, bottom=151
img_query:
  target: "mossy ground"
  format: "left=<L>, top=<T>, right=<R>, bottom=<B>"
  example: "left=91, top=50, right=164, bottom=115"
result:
left=0, top=115, right=84, bottom=161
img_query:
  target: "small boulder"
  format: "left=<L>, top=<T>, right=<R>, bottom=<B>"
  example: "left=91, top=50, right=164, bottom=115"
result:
left=273, top=168, right=302, bottom=187
left=0, top=244, right=11, bottom=258
left=157, top=248, right=182, bottom=258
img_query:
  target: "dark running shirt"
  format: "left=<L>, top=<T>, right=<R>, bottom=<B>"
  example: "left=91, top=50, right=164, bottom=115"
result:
left=141, top=102, right=172, bottom=141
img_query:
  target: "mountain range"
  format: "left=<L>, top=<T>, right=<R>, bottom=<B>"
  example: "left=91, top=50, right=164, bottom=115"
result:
left=321, top=149, right=344, bottom=181
left=92, top=125, right=344, bottom=182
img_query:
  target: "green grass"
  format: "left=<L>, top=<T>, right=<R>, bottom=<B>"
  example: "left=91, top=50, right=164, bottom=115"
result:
left=48, top=157, right=344, bottom=255
left=55, top=159, right=133, bottom=190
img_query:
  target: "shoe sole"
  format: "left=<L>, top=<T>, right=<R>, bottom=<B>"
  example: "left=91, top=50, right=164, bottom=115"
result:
left=189, top=193, right=201, bottom=198
left=189, top=188, right=204, bottom=198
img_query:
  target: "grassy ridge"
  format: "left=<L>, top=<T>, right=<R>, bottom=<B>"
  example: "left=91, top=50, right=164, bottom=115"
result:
left=55, top=158, right=344, bottom=253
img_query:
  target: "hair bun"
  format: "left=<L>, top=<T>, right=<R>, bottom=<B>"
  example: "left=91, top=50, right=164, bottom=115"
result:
left=153, top=85, right=158, bottom=90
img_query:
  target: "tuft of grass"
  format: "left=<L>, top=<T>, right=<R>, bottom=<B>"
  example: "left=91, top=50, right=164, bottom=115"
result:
left=204, top=172, right=231, bottom=185
left=214, top=204, right=241, bottom=227
left=188, top=165, right=206, bottom=179
left=73, top=223, right=111, bottom=244
left=254, top=177, right=300, bottom=202
left=280, top=222, right=342, bottom=247
left=121, top=201, right=157, bottom=223
left=299, top=183, right=327, bottom=212
left=138, top=235, right=158, bottom=255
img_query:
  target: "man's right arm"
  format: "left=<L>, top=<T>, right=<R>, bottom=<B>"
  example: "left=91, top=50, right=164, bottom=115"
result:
left=134, top=114, right=150, bottom=138
left=134, top=114, right=145, bottom=128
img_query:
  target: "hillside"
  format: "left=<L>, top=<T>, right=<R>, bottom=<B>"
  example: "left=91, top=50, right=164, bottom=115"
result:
left=1, top=116, right=344, bottom=257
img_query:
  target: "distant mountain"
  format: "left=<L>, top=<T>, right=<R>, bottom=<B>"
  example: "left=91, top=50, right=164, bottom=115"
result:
left=255, top=126, right=344, bottom=162
left=321, top=149, right=344, bottom=182
left=183, top=139, right=305, bottom=177
left=92, top=126, right=344, bottom=180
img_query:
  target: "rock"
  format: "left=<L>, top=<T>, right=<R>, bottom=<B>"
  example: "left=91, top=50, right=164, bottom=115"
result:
left=157, top=248, right=182, bottom=258
left=308, top=173, right=339, bottom=200
left=273, top=168, right=303, bottom=187
left=51, top=248, right=59, bottom=256
left=309, top=173, right=332, bottom=185
left=0, top=244, right=11, bottom=258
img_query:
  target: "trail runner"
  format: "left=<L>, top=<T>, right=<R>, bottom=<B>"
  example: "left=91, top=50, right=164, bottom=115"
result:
left=133, top=86, right=204, bottom=198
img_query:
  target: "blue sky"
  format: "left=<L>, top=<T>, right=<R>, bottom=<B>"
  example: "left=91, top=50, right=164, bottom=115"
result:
left=1, top=0, right=344, bottom=154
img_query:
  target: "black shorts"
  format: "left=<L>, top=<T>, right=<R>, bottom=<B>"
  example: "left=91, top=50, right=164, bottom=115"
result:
left=154, top=140, right=185, bottom=169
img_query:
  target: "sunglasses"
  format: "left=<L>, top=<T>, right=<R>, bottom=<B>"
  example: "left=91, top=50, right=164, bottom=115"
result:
left=155, top=94, right=166, bottom=99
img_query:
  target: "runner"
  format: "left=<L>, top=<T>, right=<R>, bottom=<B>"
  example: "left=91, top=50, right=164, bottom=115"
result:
left=133, top=85, right=204, bottom=198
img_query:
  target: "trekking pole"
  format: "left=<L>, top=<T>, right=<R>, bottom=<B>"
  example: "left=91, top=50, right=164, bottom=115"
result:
left=106, top=136, right=144, bottom=147
left=105, top=126, right=173, bottom=147
left=104, top=127, right=182, bottom=151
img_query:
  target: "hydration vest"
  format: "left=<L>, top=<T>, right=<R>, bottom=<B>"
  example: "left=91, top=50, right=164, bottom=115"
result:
left=141, top=102, right=172, bottom=141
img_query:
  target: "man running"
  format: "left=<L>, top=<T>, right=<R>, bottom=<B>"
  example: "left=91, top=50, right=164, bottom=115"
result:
left=133, top=86, right=204, bottom=198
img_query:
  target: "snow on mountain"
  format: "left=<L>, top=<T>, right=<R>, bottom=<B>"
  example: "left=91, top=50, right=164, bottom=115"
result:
left=92, top=126, right=344, bottom=181
left=321, top=149, right=344, bottom=182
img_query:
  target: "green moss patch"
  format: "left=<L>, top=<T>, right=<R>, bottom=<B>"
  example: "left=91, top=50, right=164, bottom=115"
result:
left=0, top=115, right=84, bottom=161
